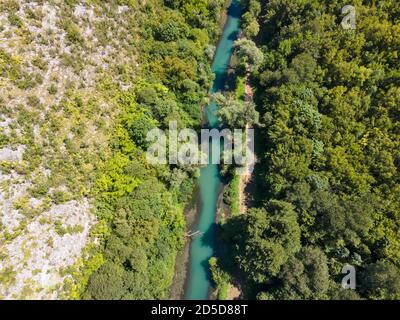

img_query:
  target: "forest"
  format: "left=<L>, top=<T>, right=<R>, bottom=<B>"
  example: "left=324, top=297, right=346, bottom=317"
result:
left=216, top=0, right=400, bottom=300
left=79, top=0, right=226, bottom=300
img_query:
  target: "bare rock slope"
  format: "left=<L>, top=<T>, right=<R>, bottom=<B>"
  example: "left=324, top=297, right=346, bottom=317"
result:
left=0, top=0, right=136, bottom=299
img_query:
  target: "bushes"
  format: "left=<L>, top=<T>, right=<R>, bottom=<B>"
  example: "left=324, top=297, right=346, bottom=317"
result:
left=54, top=221, right=84, bottom=236
left=155, top=20, right=188, bottom=42
left=8, top=11, right=23, bottom=28
left=209, top=257, right=230, bottom=300
left=0, top=267, right=16, bottom=289
left=62, top=20, right=84, bottom=45
left=0, top=1, right=19, bottom=12
left=235, top=76, right=246, bottom=100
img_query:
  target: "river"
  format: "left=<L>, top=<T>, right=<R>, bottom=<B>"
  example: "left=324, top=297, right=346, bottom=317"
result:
left=185, top=0, right=242, bottom=300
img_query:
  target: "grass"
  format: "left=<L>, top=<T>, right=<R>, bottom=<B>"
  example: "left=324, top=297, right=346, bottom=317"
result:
left=235, top=76, right=246, bottom=101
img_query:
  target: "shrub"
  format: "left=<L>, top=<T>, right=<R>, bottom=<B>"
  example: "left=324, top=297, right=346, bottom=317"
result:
left=48, top=84, right=58, bottom=95
left=8, top=11, right=23, bottom=28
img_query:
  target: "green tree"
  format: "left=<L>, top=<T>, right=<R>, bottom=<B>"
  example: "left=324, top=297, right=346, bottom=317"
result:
left=234, top=38, right=263, bottom=72
left=360, top=260, right=400, bottom=300
left=214, top=93, right=259, bottom=128
left=85, top=262, right=125, bottom=300
left=155, top=20, right=187, bottom=42
left=277, top=247, right=330, bottom=300
left=225, top=201, right=301, bottom=283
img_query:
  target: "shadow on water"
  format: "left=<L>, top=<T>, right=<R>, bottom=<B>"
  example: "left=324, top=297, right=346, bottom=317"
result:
left=212, top=73, right=227, bottom=94
left=199, top=222, right=218, bottom=278
left=227, top=0, right=242, bottom=18
left=200, top=222, right=217, bottom=249
left=228, top=30, right=239, bottom=41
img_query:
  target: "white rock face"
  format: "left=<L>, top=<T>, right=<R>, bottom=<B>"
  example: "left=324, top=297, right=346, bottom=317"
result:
left=0, top=146, right=25, bottom=162
left=0, top=0, right=134, bottom=299
left=0, top=200, right=95, bottom=300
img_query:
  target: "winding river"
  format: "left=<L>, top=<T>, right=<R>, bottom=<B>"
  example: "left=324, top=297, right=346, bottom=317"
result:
left=185, top=0, right=242, bottom=300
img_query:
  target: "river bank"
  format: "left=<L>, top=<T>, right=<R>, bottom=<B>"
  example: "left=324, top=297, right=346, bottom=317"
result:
left=168, top=192, right=197, bottom=300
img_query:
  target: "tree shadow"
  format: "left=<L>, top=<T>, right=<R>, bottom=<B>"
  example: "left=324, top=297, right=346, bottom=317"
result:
left=227, top=30, right=239, bottom=41
left=227, top=0, right=242, bottom=19
left=198, top=222, right=218, bottom=284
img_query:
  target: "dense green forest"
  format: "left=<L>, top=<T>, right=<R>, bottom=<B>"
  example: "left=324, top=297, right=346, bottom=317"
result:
left=1, top=0, right=398, bottom=301
left=80, top=0, right=227, bottom=300
left=219, top=0, right=400, bottom=300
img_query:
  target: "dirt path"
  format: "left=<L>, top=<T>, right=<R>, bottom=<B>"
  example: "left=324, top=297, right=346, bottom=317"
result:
left=227, top=284, right=241, bottom=300
left=239, top=126, right=252, bottom=214
left=238, top=76, right=255, bottom=214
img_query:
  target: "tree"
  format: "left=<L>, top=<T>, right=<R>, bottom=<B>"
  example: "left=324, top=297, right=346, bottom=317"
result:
left=312, top=192, right=374, bottom=249
left=85, top=262, right=125, bottom=300
left=155, top=20, right=187, bottom=42
left=241, top=12, right=260, bottom=38
left=214, top=93, right=259, bottom=128
left=329, top=286, right=362, bottom=300
left=234, top=38, right=263, bottom=72
left=240, top=0, right=261, bottom=38
left=225, top=201, right=301, bottom=283
left=123, top=110, right=157, bottom=149
left=360, top=260, right=400, bottom=300
left=277, top=247, right=330, bottom=300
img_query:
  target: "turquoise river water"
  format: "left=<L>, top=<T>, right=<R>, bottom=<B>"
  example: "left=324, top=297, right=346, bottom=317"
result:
left=185, top=0, right=242, bottom=300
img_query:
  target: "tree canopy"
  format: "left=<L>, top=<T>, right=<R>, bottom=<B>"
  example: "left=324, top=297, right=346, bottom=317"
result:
left=220, top=0, right=400, bottom=300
